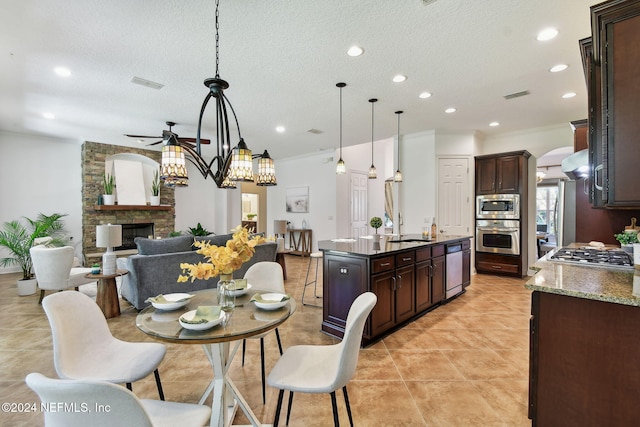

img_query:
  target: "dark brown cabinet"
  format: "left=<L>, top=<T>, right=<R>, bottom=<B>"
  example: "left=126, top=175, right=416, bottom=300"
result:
left=475, top=151, right=530, bottom=277
left=581, top=0, right=640, bottom=207
left=475, top=154, right=522, bottom=195
left=320, top=237, right=470, bottom=345
left=462, top=240, right=471, bottom=288
left=529, top=291, right=640, bottom=425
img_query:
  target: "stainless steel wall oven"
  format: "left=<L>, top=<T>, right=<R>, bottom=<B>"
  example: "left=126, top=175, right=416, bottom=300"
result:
left=476, top=219, right=520, bottom=255
left=476, top=194, right=520, bottom=220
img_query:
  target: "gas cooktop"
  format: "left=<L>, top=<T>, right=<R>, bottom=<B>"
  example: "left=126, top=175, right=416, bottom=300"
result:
left=549, top=247, right=634, bottom=269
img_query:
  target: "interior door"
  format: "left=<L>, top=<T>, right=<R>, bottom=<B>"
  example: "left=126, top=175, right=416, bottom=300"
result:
left=437, top=157, right=470, bottom=236
left=350, top=171, right=368, bottom=237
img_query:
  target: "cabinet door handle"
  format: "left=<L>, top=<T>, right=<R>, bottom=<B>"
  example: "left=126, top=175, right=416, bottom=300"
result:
left=380, top=262, right=391, bottom=267
left=427, top=265, right=433, bottom=277
left=391, top=276, right=397, bottom=291
left=594, top=164, right=603, bottom=191
left=402, top=257, right=411, bottom=262
left=491, top=265, right=503, bottom=269
left=397, top=274, right=402, bottom=289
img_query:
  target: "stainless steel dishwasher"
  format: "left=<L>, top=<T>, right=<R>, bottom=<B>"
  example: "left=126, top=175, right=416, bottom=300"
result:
left=445, top=243, right=463, bottom=299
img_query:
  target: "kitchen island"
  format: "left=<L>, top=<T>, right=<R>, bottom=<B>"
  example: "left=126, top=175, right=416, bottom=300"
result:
left=526, top=252, right=640, bottom=426
left=318, top=234, right=471, bottom=345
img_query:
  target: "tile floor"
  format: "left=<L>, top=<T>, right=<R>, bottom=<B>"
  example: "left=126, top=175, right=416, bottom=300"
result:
left=0, top=255, right=533, bottom=426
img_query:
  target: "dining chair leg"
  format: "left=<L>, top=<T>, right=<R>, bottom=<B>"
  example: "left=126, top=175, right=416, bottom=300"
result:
left=343, top=386, right=353, bottom=427
left=242, top=339, right=247, bottom=366
left=275, top=328, right=283, bottom=354
left=286, top=391, right=294, bottom=426
left=154, top=369, right=165, bottom=401
left=38, top=290, right=45, bottom=305
left=260, top=337, right=266, bottom=404
left=273, top=389, right=285, bottom=427
left=330, top=391, right=340, bottom=426
left=126, top=382, right=132, bottom=391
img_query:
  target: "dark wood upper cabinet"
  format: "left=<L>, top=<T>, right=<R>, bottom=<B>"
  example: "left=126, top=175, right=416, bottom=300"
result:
left=583, top=0, right=640, bottom=207
left=475, top=152, right=527, bottom=195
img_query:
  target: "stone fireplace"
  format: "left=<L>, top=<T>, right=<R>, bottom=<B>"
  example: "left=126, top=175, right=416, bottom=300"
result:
left=81, top=141, right=176, bottom=261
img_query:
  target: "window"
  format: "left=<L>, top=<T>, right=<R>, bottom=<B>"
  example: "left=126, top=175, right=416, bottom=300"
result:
left=536, top=185, right=558, bottom=235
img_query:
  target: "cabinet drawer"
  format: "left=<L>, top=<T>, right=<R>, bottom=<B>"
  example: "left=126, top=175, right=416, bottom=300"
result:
left=432, top=244, right=445, bottom=258
left=396, top=251, right=415, bottom=267
left=416, top=247, right=431, bottom=262
left=477, top=260, right=519, bottom=274
left=372, top=256, right=394, bottom=273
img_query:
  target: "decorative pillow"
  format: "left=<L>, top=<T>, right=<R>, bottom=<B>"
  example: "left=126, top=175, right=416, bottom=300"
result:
left=194, top=234, right=232, bottom=248
left=135, top=235, right=194, bottom=255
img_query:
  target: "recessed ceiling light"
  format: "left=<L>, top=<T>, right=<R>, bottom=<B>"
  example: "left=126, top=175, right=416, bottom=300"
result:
left=54, top=66, right=71, bottom=77
left=393, top=74, right=407, bottom=83
left=276, top=126, right=285, bottom=133
left=549, top=64, right=568, bottom=73
left=419, top=92, right=432, bottom=99
left=489, top=122, right=500, bottom=127
left=445, top=107, right=456, bottom=114
left=562, top=92, right=576, bottom=99
left=537, top=27, right=558, bottom=41
left=347, top=46, right=364, bottom=57
left=43, top=112, right=55, bottom=119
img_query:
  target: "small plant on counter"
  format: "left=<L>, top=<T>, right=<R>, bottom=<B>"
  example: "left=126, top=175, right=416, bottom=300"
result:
left=614, top=232, right=639, bottom=246
left=369, top=216, right=383, bottom=234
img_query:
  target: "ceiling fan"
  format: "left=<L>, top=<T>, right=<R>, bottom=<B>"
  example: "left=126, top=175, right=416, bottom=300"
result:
left=124, top=121, right=211, bottom=146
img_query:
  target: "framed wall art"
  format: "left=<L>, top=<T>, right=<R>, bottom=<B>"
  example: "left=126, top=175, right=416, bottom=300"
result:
left=286, top=186, right=309, bottom=213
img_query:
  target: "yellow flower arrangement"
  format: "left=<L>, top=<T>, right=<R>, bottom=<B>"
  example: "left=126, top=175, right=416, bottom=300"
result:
left=178, top=225, right=265, bottom=283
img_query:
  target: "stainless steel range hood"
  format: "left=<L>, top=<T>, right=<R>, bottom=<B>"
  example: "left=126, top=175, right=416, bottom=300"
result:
left=561, top=149, right=589, bottom=180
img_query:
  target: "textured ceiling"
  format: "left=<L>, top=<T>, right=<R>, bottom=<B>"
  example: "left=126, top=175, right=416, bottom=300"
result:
left=0, top=0, right=599, bottom=162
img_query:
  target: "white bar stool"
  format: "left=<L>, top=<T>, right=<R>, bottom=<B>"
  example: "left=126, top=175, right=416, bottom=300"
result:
left=302, top=252, right=323, bottom=307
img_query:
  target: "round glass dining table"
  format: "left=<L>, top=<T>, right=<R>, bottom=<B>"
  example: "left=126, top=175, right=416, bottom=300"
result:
left=136, top=288, right=296, bottom=427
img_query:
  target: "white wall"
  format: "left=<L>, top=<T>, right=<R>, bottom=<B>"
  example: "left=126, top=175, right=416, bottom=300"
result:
left=0, top=131, right=84, bottom=273
left=480, top=123, right=573, bottom=157
left=266, top=150, right=338, bottom=252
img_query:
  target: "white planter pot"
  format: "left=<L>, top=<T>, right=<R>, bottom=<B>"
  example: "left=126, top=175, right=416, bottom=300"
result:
left=150, top=195, right=161, bottom=206
left=103, top=194, right=115, bottom=205
left=17, top=278, right=37, bottom=296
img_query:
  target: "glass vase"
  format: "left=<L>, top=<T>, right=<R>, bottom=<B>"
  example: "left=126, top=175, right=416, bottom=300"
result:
left=218, top=273, right=235, bottom=312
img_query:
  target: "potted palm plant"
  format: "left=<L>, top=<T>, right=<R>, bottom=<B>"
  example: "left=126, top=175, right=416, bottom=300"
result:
left=103, top=173, right=115, bottom=205
left=0, top=213, right=68, bottom=295
left=150, top=170, right=161, bottom=206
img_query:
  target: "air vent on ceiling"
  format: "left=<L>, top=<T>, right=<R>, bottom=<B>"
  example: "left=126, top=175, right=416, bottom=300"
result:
left=504, top=90, right=530, bottom=100
left=130, top=76, right=164, bottom=90
left=306, top=128, right=323, bottom=134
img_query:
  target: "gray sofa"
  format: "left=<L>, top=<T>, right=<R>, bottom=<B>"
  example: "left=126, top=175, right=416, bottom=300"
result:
left=116, top=234, right=277, bottom=310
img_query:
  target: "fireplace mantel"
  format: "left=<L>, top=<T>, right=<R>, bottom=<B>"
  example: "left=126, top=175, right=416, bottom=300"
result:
left=93, top=205, right=172, bottom=211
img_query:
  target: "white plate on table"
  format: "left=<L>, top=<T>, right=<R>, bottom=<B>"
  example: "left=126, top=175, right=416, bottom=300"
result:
left=226, top=283, right=252, bottom=297
left=253, top=293, right=290, bottom=311
left=179, top=309, right=225, bottom=331
left=150, top=293, right=194, bottom=311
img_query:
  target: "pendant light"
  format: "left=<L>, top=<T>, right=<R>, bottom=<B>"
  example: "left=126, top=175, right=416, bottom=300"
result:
left=336, top=82, right=347, bottom=175
left=368, top=98, right=378, bottom=179
left=394, top=110, right=403, bottom=182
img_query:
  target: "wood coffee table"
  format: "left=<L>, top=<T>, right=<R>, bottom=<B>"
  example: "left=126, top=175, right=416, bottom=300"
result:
left=85, top=269, right=128, bottom=318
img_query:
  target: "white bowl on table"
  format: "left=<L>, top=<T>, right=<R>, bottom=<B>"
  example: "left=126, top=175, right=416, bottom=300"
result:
left=253, top=293, right=290, bottom=311
left=226, top=283, right=252, bottom=297
left=179, top=309, right=225, bottom=331
left=150, top=293, right=194, bottom=311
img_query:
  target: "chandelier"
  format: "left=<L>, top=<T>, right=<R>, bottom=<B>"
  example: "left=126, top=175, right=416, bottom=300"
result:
left=160, top=0, right=276, bottom=188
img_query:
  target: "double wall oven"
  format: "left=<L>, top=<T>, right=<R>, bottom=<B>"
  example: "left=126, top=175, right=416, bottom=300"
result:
left=475, top=194, right=520, bottom=255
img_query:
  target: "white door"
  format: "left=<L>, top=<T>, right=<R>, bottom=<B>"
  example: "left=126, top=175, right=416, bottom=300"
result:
left=350, top=171, right=368, bottom=237
left=437, top=157, right=471, bottom=236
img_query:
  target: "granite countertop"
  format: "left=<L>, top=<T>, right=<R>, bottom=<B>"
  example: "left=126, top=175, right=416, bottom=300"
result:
left=318, top=234, right=471, bottom=257
left=525, top=249, right=640, bottom=307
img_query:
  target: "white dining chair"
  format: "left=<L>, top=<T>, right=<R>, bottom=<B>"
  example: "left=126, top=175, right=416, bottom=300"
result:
left=267, top=292, right=377, bottom=426
left=25, top=373, right=211, bottom=427
left=30, top=245, right=95, bottom=304
left=242, top=261, right=285, bottom=404
left=42, top=291, right=166, bottom=399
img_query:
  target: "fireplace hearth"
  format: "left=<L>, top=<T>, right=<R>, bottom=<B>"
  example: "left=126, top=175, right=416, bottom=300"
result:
left=118, top=223, right=154, bottom=250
